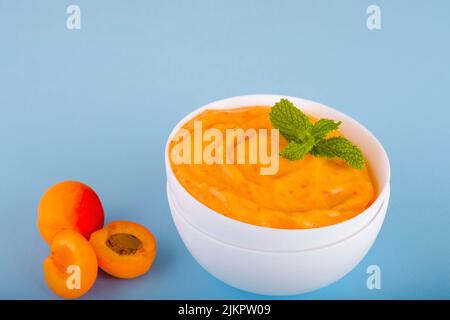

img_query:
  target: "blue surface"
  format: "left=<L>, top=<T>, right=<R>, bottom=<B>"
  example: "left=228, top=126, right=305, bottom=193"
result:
left=0, top=0, right=449, bottom=299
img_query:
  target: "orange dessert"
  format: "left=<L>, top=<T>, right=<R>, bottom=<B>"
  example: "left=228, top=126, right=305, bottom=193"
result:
left=169, top=106, right=376, bottom=229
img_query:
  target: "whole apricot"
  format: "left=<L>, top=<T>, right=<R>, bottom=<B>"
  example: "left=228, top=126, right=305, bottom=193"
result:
left=38, top=181, right=104, bottom=243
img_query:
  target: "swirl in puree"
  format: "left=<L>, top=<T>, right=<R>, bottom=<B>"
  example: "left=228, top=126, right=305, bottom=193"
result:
left=169, top=106, right=376, bottom=229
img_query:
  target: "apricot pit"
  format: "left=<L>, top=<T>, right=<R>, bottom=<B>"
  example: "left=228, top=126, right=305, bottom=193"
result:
left=106, top=233, right=143, bottom=255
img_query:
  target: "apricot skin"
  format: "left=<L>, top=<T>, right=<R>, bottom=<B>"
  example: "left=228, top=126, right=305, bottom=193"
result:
left=44, top=230, right=98, bottom=299
left=38, top=181, right=104, bottom=243
left=90, top=220, right=156, bottom=279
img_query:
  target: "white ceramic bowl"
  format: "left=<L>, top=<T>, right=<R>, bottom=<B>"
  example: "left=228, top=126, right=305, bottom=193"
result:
left=165, top=94, right=391, bottom=295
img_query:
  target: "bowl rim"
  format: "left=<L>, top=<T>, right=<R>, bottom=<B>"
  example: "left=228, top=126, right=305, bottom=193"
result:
left=165, top=94, right=391, bottom=236
left=168, top=182, right=390, bottom=253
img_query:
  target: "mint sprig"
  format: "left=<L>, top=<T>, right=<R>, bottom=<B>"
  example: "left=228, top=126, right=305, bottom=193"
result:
left=269, top=99, right=365, bottom=169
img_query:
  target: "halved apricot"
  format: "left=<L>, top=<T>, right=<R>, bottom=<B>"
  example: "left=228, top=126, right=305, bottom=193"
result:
left=89, top=220, right=156, bottom=279
left=44, top=230, right=98, bottom=299
left=38, top=181, right=104, bottom=243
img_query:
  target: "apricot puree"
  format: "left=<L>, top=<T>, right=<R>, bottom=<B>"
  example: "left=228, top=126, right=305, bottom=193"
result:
left=169, top=106, right=376, bottom=229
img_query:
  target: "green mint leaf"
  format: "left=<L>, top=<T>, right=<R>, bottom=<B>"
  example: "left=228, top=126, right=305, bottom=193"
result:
left=311, top=118, right=342, bottom=141
left=269, top=99, right=313, bottom=142
left=311, top=137, right=365, bottom=169
left=279, top=139, right=315, bottom=161
left=269, top=99, right=366, bottom=170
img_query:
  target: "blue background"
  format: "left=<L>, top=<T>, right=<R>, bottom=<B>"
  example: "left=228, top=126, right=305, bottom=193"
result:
left=0, top=0, right=449, bottom=299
